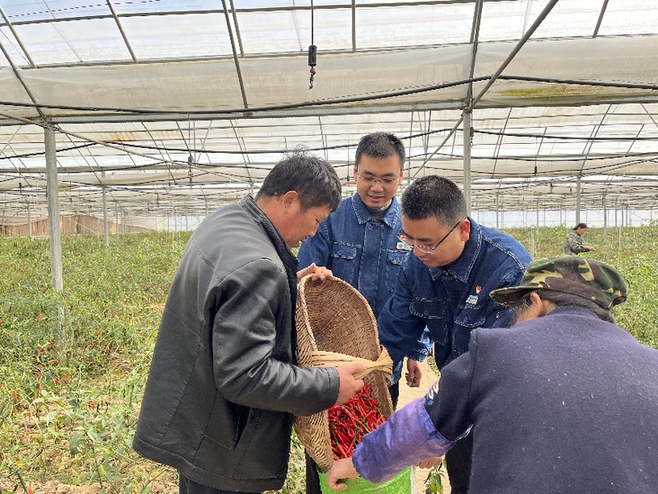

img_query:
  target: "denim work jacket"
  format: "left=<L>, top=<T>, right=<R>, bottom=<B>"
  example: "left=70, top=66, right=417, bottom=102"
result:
left=378, top=218, right=532, bottom=370
left=298, top=193, right=409, bottom=318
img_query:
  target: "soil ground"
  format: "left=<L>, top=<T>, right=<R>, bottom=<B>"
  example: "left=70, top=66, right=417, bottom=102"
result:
left=397, top=359, right=451, bottom=494
left=0, top=480, right=177, bottom=494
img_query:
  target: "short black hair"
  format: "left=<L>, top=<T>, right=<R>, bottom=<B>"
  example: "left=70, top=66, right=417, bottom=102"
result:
left=401, top=175, right=466, bottom=225
left=575, top=223, right=588, bottom=230
left=355, top=133, right=405, bottom=169
left=515, top=290, right=614, bottom=324
left=256, top=149, right=342, bottom=212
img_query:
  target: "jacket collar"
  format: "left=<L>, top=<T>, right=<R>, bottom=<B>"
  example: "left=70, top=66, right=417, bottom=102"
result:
left=429, top=217, right=482, bottom=283
left=351, top=193, right=400, bottom=229
left=240, top=195, right=299, bottom=270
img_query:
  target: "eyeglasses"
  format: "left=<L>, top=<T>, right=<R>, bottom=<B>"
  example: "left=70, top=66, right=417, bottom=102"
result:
left=398, top=217, right=466, bottom=254
left=356, top=173, right=399, bottom=188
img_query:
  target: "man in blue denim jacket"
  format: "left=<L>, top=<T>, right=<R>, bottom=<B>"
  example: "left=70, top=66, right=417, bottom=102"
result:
left=298, top=132, right=408, bottom=318
left=298, top=133, right=430, bottom=492
left=298, top=132, right=431, bottom=401
left=378, top=175, right=531, bottom=494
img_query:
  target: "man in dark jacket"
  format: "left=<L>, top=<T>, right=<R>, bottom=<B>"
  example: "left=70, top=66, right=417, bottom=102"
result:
left=327, top=256, right=658, bottom=494
left=133, top=151, right=366, bottom=494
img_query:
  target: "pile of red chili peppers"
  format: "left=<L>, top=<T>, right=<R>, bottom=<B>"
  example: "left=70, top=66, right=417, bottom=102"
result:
left=327, top=383, right=387, bottom=459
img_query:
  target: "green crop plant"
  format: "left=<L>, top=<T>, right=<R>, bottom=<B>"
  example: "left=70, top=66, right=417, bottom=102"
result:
left=1, top=226, right=657, bottom=493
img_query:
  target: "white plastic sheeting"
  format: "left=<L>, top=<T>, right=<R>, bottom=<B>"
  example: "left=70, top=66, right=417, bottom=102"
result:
left=1, top=0, right=658, bottom=226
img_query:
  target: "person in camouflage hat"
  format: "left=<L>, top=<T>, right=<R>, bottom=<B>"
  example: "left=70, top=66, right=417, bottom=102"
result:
left=489, top=256, right=628, bottom=310
left=326, top=256, right=658, bottom=494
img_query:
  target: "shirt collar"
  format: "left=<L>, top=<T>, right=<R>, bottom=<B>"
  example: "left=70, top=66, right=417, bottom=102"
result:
left=352, top=193, right=400, bottom=228
left=429, top=217, right=481, bottom=283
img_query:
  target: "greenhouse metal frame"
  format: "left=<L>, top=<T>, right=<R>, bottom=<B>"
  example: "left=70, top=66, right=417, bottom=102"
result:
left=1, top=0, right=658, bottom=233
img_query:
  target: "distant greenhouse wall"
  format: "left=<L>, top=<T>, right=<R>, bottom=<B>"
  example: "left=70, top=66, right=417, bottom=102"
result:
left=473, top=208, right=658, bottom=229
left=0, top=215, right=155, bottom=237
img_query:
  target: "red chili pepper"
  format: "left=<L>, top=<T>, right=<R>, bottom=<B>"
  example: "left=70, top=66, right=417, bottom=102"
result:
left=327, top=383, right=387, bottom=459
left=335, top=442, right=348, bottom=459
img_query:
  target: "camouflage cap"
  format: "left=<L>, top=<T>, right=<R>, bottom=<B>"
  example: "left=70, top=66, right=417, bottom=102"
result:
left=489, top=256, right=628, bottom=309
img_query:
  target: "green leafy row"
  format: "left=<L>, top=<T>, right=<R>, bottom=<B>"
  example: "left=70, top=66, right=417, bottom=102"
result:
left=1, top=226, right=656, bottom=493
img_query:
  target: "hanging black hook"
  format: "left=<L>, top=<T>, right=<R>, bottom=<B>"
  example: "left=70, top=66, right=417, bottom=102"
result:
left=308, top=45, right=317, bottom=89
left=188, top=154, right=194, bottom=186
left=308, top=0, right=316, bottom=89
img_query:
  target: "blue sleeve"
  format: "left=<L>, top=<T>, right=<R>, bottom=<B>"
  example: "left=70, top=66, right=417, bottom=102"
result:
left=408, top=328, right=433, bottom=362
left=377, top=265, right=427, bottom=366
left=353, top=397, right=455, bottom=483
left=297, top=220, right=331, bottom=270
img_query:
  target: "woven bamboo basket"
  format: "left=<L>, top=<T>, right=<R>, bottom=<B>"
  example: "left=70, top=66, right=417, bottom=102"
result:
left=294, top=274, right=394, bottom=473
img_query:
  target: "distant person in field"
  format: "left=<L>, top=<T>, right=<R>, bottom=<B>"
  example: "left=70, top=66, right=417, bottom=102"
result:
left=564, top=222, right=595, bottom=255
left=327, top=256, right=658, bottom=494
left=133, top=151, right=366, bottom=494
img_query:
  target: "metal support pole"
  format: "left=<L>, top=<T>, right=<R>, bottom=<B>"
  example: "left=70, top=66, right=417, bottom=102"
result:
left=614, top=197, right=618, bottom=229
left=536, top=201, right=540, bottom=232
left=603, top=194, right=608, bottom=243
left=626, top=204, right=630, bottom=227
left=619, top=202, right=623, bottom=249
left=621, top=203, right=625, bottom=229
left=102, top=173, right=109, bottom=246
left=495, top=194, right=500, bottom=230
left=115, top=201, right=119, bottom=236
left=463, top=111, right=472, bottom=215
left=45, top=126, right=63, bottom=291
left=27, top=202, right=32, bottom=239
left=575, top=175, right=582, bottom=225
left=45, top=125, right=67, bottom=355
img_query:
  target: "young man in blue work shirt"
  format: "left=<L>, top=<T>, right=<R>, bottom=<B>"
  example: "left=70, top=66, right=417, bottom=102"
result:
left=298, top=132, right=430, bottom=491
left=298, top=132, right=407, bottom=319
left=298, top=132, right=430, bottom=404
left=377, top=175, right=531, bottom=494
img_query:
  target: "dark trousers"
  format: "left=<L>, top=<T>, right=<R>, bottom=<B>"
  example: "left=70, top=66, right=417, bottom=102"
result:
left=179, top=471, right=260, bottom=494
left=445, top=431, right=473, bottom=494
left=388, top=382, right=400, bottom=410
left=305, top=453, right=323, bottom=494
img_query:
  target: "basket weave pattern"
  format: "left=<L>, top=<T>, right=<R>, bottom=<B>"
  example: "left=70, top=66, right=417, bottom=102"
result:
left=294, top=275, right=394, bottom=473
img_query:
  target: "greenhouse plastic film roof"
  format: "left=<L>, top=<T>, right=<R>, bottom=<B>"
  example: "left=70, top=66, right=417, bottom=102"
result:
left=1, top=0, right=658, bottom=226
